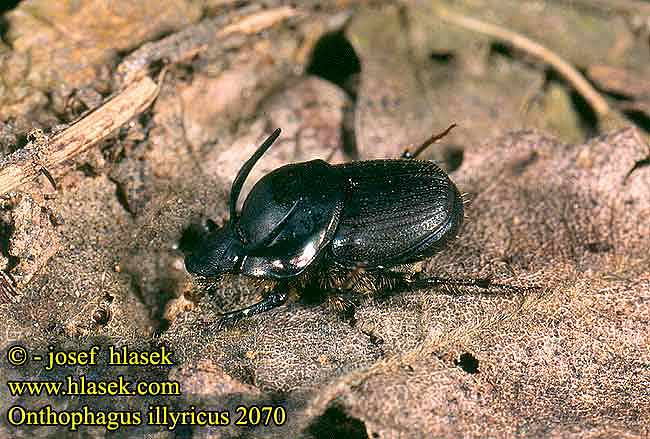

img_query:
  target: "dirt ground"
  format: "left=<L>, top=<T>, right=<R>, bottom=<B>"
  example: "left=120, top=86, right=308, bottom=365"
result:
left=0, top=1, right=649, bottom=438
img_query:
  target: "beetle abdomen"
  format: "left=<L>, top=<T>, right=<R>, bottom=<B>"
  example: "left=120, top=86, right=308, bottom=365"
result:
left=330, top=160, right=463, bottom=268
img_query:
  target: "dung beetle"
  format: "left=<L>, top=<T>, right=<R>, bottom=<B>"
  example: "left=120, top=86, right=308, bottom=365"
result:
left=185, top=125, right=522, bottom=327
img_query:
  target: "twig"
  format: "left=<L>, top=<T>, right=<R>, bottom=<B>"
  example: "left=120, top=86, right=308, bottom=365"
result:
left=547, top=0, right=650, bottom=20
left=0, top=271, right=19, bottom=303
left=114, top=6, right=299, bottom=87
left=407, top=123, right=457, bottom=159
left=0, top=75, right=160, bottom=196
left=435, top=6, right=611, bottom=118
left=217, top=6, right=298, bottom=36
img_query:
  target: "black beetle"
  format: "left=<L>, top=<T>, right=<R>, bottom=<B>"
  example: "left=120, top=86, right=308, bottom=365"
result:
left=185, top=125, right=520, bottom=327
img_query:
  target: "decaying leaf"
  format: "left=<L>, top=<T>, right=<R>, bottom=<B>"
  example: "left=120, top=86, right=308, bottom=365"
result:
left=1, top=1, right=649, bottom=438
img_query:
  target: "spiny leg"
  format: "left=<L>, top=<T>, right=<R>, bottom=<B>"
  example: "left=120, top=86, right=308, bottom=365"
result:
left=401, top=123, right=457, bottom=159
left=324, top=264, right=371, bottom=320
left=406, top=275, right=528, bottom=295
left=322, top=265, right=404, bottom=318
left=326, top=290, right=359, bottom=321
left=374, top=270, right=537, bottom=297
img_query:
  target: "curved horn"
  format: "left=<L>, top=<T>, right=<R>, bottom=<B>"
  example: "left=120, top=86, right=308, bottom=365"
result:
left=229, top=128, right=281, bottom=230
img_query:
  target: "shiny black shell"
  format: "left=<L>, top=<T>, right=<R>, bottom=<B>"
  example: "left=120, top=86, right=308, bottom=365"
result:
left=232, top=158, right=462, bottom=278
left=330, top=160, right=463, bottom=268
left=185, top=142, right=464, bottom=281
left=237, top=159, right=345, bottom=278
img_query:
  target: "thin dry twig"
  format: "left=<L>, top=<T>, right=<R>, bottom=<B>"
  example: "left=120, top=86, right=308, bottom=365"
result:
left=0, top=271, right=19, bottom=303
left=435, top=6, right=611, bottom=118
left=552, top=0, right=650, bottom=20
left=0, top=75, right=160, bottom=196
left=114, top=6, right=299, bottom=87
left=217, top=5, right=298, bottom=36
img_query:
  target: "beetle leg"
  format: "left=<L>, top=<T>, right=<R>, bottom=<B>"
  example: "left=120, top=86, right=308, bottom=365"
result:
left=215, top=288, right=289, bottom=328
left=374, top=270, right=536, bottom=296
left=326, top=291, right=358, bottom=321
left=404, top=274, right=539, bottom=296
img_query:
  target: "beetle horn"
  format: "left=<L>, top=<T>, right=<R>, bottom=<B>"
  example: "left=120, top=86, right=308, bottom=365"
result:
left=229, top=128, right=282, bottom=227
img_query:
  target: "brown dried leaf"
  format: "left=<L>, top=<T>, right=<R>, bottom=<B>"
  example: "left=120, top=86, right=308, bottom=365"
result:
left=4, top=0, right=202, bottom=90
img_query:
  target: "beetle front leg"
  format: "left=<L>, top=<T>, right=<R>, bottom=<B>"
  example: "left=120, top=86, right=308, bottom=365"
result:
left=212, top=287, right=289, bottom=329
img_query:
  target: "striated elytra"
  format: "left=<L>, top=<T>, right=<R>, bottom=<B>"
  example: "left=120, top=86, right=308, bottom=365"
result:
left=183, top=127, right=490, bottom=328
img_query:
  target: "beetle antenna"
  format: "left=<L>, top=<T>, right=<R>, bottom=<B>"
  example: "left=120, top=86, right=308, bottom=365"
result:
left=229, top=128, right=282, bottom=227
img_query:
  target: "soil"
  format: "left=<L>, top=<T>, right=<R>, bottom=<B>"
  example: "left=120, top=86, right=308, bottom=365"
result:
left=0, top=1, right=649, bottom=438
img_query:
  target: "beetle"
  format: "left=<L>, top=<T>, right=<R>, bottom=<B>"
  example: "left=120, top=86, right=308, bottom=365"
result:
left=184, top=125, right=521, bottom=327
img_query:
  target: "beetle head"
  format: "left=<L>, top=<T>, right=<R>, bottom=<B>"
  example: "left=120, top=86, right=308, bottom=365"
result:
left=184, top=223, right=243, bottom=279
left=184, top=129, right=282, bottom=279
